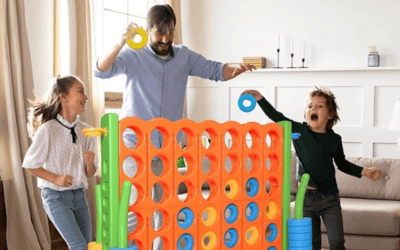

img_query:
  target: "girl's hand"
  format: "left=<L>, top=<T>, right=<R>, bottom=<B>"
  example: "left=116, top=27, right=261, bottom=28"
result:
left=84, top=150, right=95, bottom=166
left=363, top=167, right=381, bottom=181
left=241, top=90, right=263, bottom=101
left=55, top=175, right=73, bottom=187
left=84, top=150, right=97, bottom=176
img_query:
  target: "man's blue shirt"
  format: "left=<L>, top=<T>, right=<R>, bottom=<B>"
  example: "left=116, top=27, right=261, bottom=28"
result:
left=94, top=44, right=225, bottom=121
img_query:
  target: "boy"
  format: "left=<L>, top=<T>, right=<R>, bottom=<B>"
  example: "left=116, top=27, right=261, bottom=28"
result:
left=242, top=86, right=381, bottom=250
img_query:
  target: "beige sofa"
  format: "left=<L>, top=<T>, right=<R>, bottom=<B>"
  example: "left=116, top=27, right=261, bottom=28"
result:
left=290, top=155, right=400, bottom=250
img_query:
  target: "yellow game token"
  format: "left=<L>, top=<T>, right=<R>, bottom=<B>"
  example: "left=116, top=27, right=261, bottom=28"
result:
left=82, top=127, right=107, bottom=137
left=127, top=27, right=148, bottom=50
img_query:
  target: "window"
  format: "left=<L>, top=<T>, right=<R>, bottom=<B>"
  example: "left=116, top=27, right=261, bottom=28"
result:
left=102, top=0, right=149, bottom=115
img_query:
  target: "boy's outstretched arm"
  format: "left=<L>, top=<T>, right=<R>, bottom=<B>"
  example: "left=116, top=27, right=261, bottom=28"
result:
left=362, top=168, right=382, bottom=181
left=240, top=89, right=295, bottom=124
left=241, top=90, right=263, bottom=101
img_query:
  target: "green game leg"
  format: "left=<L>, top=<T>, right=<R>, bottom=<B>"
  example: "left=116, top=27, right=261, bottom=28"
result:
left=100, top=113, right=119, bottom=250
left=117, top=181, right=132, bottom=248
left=95, top=184, right=103, bottom=243
left=294, top=174, right=310, bottom=220
left=278, top=120, right=292, bottom=250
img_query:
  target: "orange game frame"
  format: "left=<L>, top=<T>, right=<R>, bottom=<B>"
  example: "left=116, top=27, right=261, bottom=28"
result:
left=118, top=117, right=285, bottom=250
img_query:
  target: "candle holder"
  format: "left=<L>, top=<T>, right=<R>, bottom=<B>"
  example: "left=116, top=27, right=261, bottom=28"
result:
left=299, top=58, right=308, bottom=68
left=273, top=48, right=283, bottom=69
left=287, top=53, right=297, bottom=68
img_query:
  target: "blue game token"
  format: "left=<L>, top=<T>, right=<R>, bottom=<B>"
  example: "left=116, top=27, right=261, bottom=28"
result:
left=238, top=94, right=256, bottom=112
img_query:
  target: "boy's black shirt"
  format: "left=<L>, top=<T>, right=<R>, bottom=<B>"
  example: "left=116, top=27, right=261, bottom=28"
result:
left=258, top=97, right=363, bottom=194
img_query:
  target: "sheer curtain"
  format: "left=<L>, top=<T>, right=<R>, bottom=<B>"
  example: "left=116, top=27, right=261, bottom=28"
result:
left=0, top=0, right=51, bottom=249
left=73, top=0, right=103, bottom=240
left=0, top=1, right=103, bottom=249
left=55, top=0, right=104, bottom=240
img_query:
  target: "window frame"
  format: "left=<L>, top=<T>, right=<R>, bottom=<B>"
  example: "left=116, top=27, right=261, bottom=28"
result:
left=102, top=0, right=148, bottom=112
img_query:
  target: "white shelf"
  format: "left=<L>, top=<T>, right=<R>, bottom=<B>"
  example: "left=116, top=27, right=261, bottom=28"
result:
left=250, top=67, right=400, bottom=73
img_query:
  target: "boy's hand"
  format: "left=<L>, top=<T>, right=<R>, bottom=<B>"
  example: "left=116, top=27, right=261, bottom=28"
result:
left=232, top=64, right=257, bottom=78
left=241, top=90, right=263, bottom=101
left=55, top=175, right=73, bottom=187
left=363, top=167, right=381, bottom=181
left=84, top=150, right=95, bottom=166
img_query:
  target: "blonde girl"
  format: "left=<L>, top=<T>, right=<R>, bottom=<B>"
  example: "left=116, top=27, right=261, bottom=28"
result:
left=22, top=75, right=98, bottom=250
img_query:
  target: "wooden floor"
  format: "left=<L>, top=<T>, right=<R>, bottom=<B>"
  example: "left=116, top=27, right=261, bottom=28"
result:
left=49, top=221, right=68, bottom=250
left=0, top=181, right=6, bottom=250
left=0, top=180, right=331, bottom=250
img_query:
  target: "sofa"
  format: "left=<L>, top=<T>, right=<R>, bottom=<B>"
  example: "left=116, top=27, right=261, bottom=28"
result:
left=290, top=154, right=400, bottom=250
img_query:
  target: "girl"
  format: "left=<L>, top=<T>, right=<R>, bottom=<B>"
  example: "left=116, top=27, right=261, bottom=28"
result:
left=22, top=75, right=98, bottom=250
left=242, top=86, right=381, bottom=250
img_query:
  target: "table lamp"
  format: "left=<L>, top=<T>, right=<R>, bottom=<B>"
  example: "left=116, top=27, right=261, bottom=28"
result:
left=388, top=99, right=400, bottom=152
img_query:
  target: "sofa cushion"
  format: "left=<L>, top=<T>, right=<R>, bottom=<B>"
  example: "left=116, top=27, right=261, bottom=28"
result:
left=321, top=233, right=400, bottom=250
left=290, top=153, right=400, bottom=201
left=290, top=198, right=400, bottom=236
left=337, top=157, right=400, bottom=200
left=321, top=198, right=400, bottom=236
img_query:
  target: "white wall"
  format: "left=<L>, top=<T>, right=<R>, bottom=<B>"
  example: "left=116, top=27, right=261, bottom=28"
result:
left=23, top=0, right=400, bottom=158
left=181, top=0, right=400, bottom=158
left=181, top=0, right=400, bottom=68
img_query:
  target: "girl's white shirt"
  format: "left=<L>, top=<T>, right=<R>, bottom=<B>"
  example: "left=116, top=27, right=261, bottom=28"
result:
left=22, top=114, right=98, bottom=191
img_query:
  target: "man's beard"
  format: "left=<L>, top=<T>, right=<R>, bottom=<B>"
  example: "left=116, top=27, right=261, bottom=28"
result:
left=151, top=41, right=172, bottom=56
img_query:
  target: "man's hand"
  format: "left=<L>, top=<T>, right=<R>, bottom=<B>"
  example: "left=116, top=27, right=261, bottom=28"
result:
left=98, top=22, right=141, bottom=72
left=223, top=63, right=257, bottom=81
left=54, top=175, right=73, bottom=187
left=120, top=22, right=140, bottom=47
left=232, top=63, right=257, bottom=78
left=241, top=90, right=263, bottom=101
left=363, top=167, right=381, bottom=181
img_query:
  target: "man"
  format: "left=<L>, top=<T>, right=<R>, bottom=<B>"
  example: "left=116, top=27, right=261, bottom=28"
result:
left=94, top=4, right=254, bottom=249
left=95, top=4, right=255, bottom=142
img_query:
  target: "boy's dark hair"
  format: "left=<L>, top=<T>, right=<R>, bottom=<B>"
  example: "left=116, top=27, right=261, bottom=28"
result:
left=306, top=86, right=340, bottom=129
left=146, top=4, right=176, bottom=35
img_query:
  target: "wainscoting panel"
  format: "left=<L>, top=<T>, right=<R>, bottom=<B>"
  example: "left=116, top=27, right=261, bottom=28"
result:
left=374, top=86, right=400, bottom=127
left=343, top=142, right=363, bottom=158
left=328, top=87, right=363, bottom=127
left=229, top=86, right=268, bottom=124
left=187, top=68, right=400, bottom=158
left=187, top=86, right=226, bottom=123
left=275, top=86, right=311, bottom=124
left=373, top=143, right=399, bottom=158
